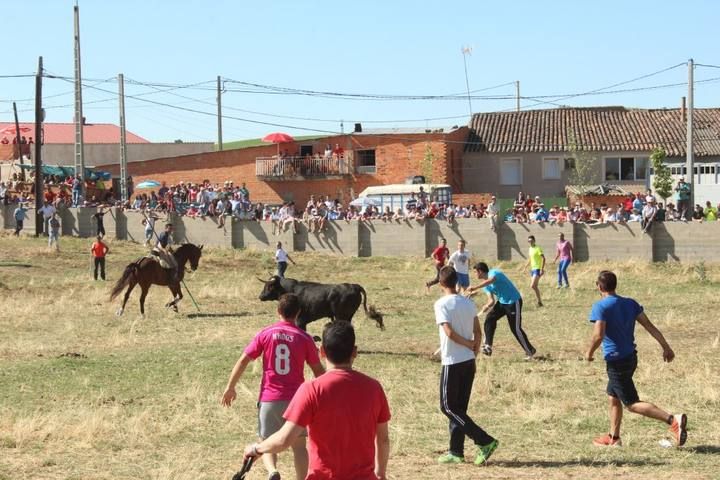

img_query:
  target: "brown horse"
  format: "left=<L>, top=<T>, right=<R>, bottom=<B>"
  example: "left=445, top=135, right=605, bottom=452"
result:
left=110, top=243, right=203, bottom=317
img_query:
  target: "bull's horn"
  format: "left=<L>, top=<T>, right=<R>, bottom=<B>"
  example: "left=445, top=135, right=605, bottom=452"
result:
left=256, top=277, right=267, bottom=283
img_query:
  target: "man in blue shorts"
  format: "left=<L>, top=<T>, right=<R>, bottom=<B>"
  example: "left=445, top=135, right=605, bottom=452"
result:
left=584, top=270, right=687, bottom=447
left=448, top=240, right=472, bottom=294
left=466, top=262, right=536, bottom=360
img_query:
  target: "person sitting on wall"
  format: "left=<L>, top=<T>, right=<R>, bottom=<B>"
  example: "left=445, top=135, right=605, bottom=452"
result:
left=557, top=207, right=569, bottom=224
left=0, top=137, right=9, bottom=144
left=535, top=205, right=549, bottom=222
left=641, top=197, right=658, bottom=234
left=692, top=204, right=704, bottom=222
left=703, top=201, right=717, bottom=221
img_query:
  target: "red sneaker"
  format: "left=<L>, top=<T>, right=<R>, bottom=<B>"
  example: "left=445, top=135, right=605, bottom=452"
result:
left=592, top=434, right=622, bottom=447
left=669, top=414, right=687, bottom=446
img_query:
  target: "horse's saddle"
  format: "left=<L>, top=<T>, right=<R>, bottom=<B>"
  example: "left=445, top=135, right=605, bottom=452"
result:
left=147, top=249, right=173, bottom=269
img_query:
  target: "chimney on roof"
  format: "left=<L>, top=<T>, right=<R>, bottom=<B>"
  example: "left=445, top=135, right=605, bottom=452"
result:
left=681, top=96, right=686, bottom=123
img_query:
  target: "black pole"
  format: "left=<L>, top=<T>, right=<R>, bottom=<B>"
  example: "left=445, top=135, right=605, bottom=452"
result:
left=34, top=56, right=43, bottom=237
left=12, top=102, right=23, bottom=167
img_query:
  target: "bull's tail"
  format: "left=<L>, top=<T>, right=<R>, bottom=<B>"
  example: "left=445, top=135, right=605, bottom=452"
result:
left=359, top=286, right=385, bottom=330
left=109, top=261, right=139, bottom=301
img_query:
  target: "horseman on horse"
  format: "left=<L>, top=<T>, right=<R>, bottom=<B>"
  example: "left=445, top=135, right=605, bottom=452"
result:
left=111, top=236, right=203, bottom=317
left=151, top=223, right=179, bottom=284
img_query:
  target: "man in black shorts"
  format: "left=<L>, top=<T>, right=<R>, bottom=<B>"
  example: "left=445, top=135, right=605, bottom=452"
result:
left=585, top=270, right=687, bottom=447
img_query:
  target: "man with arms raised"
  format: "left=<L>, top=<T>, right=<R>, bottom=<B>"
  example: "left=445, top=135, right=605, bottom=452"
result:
left=243, top=322, right=391, bottom=480
left=584, top=270, right=687, bottom=447
left=222, top=293, right=324, bottom=480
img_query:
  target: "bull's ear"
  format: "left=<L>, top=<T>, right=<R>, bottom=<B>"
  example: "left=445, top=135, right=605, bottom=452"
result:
left=199, top=244, right=204, bottom=251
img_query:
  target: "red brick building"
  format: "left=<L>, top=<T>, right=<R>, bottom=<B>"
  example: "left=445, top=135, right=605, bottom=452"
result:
left=98, top=127, right=468, bottom=205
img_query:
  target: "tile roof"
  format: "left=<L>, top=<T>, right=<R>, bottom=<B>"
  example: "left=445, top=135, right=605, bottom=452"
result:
left=354, top=126, right=462, bottom=135
left=0, top=122, right=150, bottom=144
left=466, top=107, right=720, bottom=157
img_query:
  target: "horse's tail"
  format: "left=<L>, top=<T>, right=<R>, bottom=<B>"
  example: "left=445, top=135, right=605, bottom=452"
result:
left=110, top=261, right=140, bottom=301
left=359, top=286, right=385, bottom=331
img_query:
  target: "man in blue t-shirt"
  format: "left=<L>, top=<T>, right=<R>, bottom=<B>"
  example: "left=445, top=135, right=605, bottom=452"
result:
left=584, top=270, right=687, bottom=447
left=466, top=262, right=536, bottom=360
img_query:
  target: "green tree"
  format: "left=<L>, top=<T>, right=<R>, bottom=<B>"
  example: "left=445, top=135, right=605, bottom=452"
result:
left=565, top=129, right=599, bottom=193
left=422, top=144, right=435, bottom=183
left=651, top=147, right=672, bottom=205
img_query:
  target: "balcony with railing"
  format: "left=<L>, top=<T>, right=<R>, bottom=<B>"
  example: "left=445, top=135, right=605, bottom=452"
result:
left=256, top=155, right=352, bottom=180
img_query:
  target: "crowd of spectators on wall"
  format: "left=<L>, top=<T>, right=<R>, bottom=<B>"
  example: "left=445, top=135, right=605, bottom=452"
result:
left=265, top=143, right=347, bottom=177
left=4, top=170, right=719, bottom=239
left=505, top=179, right=715, bottom=234
left=0, top=171, right=115, bottom=208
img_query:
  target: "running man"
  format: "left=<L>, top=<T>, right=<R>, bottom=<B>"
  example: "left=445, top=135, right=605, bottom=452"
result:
left=434, top=266, right=498, bottom=466
left=466, top=262, right=536, bottom=360
left=222, top=293, right=325, bottom=480
left=524, top=235, right=545, bottom=306
left=552, top=232, right=573, bottom=288
left=448, top=239, right=472, bottom=294
left=13, top=202, right=27, bottom=236
left=275, top=241, right=296, bottom=278
left=426, top=238, right=449, bottom=292
left=585, top=270, right=687, bottom=447
left=142, top=211, right=157, bottom=247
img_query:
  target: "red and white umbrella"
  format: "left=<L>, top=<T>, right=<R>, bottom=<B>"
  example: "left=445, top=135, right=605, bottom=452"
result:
left=262, top=132, right=294, bottom=144
left=262, top=132, right=295, bottom=157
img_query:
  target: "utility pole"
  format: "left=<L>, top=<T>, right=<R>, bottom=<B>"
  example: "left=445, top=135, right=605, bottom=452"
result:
left=34, top=56, right=43, bottom=237
left=118, top=73, right=128, bottom=203
left=217, top=75, right=223, bottom=151
left=461, top=46, right=473, bottom=118
left=515, top=81, right=521, bottom=112
left=73, top=3, right=86, bottom=191
left=12, top=102, right=23, bottom=166
left=687, top=58, right=694, bottom=210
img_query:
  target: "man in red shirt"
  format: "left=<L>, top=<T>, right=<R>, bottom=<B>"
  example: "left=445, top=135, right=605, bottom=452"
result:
left=223, top=294, right=324, bottom=480
left=90, top=235, right=109, bottom=280
left=244, top=322, right=391, bottom=480
left=426, top=238, right=449, bottom=292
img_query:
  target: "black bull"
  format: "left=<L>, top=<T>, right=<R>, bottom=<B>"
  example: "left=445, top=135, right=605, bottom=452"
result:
left=258, top=276, right=385, bottom=331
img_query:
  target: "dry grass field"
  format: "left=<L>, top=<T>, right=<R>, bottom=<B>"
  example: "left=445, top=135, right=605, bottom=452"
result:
left=0, top=233, right=719, bottom=480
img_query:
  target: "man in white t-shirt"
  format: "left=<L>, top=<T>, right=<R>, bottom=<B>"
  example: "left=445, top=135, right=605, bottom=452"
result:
left=487, top=196, right=499, bottom=231
left=39, top=201, right=56, bottom=236
left=448, top=240, right=472, bottom=293
left=434, top=266, right=498, bottom=466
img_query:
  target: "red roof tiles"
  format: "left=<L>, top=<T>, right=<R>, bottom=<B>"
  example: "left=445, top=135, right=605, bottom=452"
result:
left=0, top=122, right=149, bottom=144
left=467, top=107, right=720, bottom=157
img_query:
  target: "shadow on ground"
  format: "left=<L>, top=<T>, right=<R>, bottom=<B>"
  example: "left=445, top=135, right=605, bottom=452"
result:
left=689, top=445, right=720, bottom=454
left=186, top=312, right=252, bottom=319
left=493, top=459, right=666, bottom=468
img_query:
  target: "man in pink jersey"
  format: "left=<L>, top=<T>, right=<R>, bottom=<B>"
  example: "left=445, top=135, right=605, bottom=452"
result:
left=243, top=322, right=391, bottom=480
left=221, top=293, right=325, bottom=480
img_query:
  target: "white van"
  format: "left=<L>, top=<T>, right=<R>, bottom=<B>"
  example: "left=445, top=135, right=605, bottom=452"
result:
left=358, top=184, right=452, bottom=211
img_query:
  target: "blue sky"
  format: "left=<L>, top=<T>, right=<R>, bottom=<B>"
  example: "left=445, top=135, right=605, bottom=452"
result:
left=1, top=0, right=719, bottom=142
